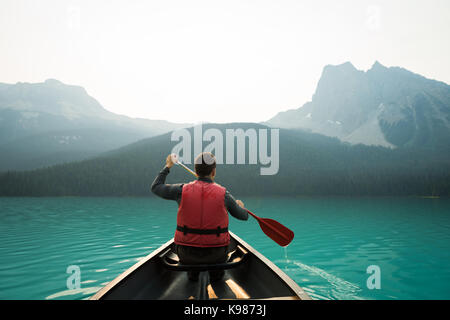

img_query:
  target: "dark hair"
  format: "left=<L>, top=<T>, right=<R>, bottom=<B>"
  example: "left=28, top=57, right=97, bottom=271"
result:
left=194, top=152, right=216, bottom=177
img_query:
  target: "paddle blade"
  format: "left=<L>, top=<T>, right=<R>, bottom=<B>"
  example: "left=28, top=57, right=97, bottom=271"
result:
left=257, top=218, right=294, bottom=247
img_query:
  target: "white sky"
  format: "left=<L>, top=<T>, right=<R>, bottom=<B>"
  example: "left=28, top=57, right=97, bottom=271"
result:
left=1, top=0, right=449, bottom=124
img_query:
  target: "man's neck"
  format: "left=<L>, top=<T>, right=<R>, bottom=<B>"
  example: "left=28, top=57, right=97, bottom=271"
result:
left=198, top=176, right=214, bottom=183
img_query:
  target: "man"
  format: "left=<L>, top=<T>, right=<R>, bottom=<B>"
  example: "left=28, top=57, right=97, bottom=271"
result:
left=151, top=152, right=248, bottom=282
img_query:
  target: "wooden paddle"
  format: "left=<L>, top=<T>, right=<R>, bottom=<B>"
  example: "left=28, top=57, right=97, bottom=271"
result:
left=170, top=154, right=295, bottom=247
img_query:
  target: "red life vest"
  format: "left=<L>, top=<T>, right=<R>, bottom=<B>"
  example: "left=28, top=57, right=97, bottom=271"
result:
left=174, top=180, right=230, bottom=248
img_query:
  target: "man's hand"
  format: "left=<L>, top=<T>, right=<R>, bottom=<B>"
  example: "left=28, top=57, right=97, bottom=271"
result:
left=236, top=200, right=245, bottom=209
left=166, top=154, right=175, bottom=168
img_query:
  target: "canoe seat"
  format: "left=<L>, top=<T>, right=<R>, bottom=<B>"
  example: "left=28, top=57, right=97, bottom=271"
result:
left=159, top=245, right=248, bottom=272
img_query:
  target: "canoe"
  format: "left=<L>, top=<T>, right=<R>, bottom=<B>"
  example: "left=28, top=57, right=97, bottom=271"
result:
left=90, top=231, right=311, bottom=300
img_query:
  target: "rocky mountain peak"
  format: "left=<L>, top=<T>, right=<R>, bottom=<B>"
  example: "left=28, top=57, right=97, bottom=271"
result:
left=267, top=61, right=450, bottom=150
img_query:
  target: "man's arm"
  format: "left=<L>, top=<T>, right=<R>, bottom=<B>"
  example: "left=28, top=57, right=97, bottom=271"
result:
left=151, top=166, right=183, bottom=203
left=225, top=191, right=248, bottom=220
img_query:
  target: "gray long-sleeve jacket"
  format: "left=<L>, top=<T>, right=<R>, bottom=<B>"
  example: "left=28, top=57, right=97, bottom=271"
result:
left=151, top=166, right=248, bottom=221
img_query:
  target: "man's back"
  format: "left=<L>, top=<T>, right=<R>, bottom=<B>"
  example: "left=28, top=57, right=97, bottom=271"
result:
left=150, top=152, right=248, bottom=281
left=151, top=168, right=248, bottom=221
left=175, top=180, right=229, bottom=247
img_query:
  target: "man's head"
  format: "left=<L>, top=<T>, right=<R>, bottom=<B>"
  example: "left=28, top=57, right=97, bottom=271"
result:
left=194, top=152, right=216, bottom=179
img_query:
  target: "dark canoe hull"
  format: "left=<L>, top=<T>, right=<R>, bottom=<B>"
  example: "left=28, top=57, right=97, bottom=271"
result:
left=90, top=232, right=311, bottom=300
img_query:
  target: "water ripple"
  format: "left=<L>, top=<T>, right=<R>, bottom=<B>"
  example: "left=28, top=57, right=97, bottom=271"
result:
left=1, top=197, right=450, bottom=300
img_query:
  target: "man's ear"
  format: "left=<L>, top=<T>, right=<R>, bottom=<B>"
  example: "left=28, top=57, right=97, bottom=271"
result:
left=212, top=168, right=216, bottom=178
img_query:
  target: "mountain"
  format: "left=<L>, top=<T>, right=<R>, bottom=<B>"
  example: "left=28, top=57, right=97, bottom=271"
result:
left=0, top=128, right=144, bottom=170
left=1, top=123, right=448, bottom=197
left=0, top=79, right=190, bottom=170
left=267, top=61, right=450, bottom=150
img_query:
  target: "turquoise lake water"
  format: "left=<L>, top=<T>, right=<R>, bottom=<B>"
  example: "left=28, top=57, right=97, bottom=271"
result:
left=0, top=197, right=449, bottom=300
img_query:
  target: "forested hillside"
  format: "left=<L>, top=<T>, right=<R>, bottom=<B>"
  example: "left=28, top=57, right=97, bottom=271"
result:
left=1, top=124, right=448, bottom=197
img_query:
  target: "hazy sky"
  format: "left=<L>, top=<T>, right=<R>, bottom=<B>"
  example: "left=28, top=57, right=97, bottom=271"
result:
left=1, top=0, right=449, bottom=123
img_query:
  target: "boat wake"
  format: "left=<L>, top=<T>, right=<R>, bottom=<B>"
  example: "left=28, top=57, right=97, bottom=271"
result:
left=276, top=259, right=363, bottom=300
left=45, top=286, right=102, bottom=300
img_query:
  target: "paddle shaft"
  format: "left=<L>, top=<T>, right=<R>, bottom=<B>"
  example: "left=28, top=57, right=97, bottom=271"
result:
left=178, top=161, right=198, bottom=177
